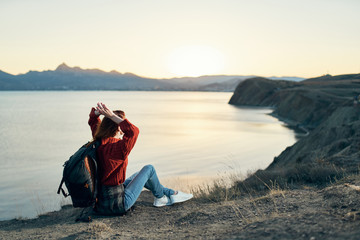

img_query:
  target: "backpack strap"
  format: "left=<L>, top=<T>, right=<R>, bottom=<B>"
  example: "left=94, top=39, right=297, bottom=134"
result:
left=57, top=178, right=69, bottom=197
left=90, top=140, right=101, bottom=206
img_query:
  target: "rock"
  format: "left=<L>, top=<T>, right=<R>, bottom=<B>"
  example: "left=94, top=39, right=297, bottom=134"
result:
left=344, top=211, right=360, bottom=221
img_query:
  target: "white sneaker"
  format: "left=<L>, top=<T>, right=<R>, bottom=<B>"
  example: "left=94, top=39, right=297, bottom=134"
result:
left=153, top=195, right=171, bottom=207
left=170, top=191, right=193, bottom=204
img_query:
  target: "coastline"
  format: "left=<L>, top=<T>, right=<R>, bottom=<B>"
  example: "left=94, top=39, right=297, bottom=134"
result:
left=270, top=112, right=310, bottom=137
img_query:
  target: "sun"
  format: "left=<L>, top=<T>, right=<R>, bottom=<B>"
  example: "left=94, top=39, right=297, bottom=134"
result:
left=167, top=45, right=225, bottom=77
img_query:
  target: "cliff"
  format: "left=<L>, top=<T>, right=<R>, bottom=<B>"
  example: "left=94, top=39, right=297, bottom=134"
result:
left=229, top=74, right=360, bottom=172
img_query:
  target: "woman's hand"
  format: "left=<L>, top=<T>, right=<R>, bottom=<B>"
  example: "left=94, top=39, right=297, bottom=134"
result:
left=96, top=102, right=114, bottom=118
left=96, top=102, right=124, bottom=124
left=94, top=109, right=101, bottom=116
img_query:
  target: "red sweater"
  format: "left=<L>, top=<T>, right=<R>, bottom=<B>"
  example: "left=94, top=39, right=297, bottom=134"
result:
left=88, top=108, right=139, bottom=186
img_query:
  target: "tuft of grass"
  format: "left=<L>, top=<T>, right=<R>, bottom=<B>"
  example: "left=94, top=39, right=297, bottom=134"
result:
left=88, top=222, right=113, bottom=238
left=193, top=179, right=235, bottom=202
left=192, top=170, right=244, bottom=202
left=227, top=182, right=285, bottom=224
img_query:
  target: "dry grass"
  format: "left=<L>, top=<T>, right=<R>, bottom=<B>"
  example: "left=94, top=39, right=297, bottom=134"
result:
left=193, top=170, right=289, bottom=224
left=192, top=162, right=359, bottom=228
left=88, top=222, right=113, bottom=239
left=233, top=163, right=347, bottom=195
left=193, top=162, right=349, bottom=203
left=192, top=178, right=235, bottom=202
left=225, top=181, right=286, bottom=224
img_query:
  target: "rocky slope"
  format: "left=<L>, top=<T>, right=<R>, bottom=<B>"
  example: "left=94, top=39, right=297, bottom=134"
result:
left=229, top=74, right=360, bottom=172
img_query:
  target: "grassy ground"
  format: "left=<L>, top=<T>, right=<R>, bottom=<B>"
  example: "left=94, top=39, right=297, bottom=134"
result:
left=1, top=170, right=360, bottom=240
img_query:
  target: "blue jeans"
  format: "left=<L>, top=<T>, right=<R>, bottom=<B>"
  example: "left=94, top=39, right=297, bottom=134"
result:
left=123, top=164, right=175, bottom=211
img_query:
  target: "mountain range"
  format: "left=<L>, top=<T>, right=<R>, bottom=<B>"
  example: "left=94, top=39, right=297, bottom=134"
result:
left=0, top=63, right=305, bottom=91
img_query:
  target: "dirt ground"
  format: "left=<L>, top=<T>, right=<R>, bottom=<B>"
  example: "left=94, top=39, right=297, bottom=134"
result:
left=1, top=176, right=360, bottom=240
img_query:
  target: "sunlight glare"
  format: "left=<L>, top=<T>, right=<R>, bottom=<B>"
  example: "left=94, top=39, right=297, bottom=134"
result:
left=167, top=45, right=225, bottom=77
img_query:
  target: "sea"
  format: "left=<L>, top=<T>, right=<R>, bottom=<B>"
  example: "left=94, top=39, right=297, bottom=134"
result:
left=0, top=91, right=297, bottom=221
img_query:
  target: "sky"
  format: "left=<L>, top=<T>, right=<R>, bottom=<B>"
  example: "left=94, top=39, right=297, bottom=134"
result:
left=0, top=0, right=359, bottom=78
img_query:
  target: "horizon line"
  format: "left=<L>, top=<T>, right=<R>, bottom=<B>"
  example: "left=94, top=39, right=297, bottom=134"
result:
left=0, top=63, right=309, bottom=80
left=8, top=62, right=360, bottom=80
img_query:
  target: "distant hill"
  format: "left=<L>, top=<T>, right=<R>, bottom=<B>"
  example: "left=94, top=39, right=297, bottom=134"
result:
left=303, top=73, right=360, bottom=82
left=0, top=63, right=305, bottom=91
left=0, top=63, right=170, bottom=91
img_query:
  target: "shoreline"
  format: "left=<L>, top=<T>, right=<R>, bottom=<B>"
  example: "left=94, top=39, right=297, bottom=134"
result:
left=270, top=112, right=310, bottom=137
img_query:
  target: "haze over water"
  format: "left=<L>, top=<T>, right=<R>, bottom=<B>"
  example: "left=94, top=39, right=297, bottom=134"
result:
left=0, top=91, right=296, bottom=220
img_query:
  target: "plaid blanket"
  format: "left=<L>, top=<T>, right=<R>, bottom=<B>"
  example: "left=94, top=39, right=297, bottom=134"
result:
left=95, top=184, right=126, bottom=215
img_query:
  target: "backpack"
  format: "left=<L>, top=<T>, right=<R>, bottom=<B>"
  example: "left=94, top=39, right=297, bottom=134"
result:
left=57, top=140, right=101, bottom=221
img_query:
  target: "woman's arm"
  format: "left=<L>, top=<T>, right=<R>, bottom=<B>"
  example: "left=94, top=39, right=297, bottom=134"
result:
left=118, top=119, right=140, bottom=159
left=88, top=107, right=101, bottom=137
left=88, top=108, right=101, bottom=137
left=97, top=102, right=139, bottom=158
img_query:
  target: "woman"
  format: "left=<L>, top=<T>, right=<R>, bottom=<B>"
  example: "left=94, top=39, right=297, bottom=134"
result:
left=88, top=102, right=193, bottom=215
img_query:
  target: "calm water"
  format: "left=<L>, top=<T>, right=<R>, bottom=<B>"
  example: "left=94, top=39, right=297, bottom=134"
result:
left=0, top=91, right=296, bottom=220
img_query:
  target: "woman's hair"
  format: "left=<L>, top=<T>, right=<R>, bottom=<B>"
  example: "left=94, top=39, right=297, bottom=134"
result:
left=93, top=110, right=125, bottom=141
